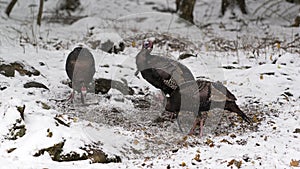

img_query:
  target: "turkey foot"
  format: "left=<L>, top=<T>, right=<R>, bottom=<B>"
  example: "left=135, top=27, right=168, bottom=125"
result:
left=188, top=117, right=205, bottom=137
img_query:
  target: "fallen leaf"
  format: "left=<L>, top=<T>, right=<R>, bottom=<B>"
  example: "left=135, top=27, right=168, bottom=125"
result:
left=252, top=115, right=259, bottom=123
left=205, top=138, right=215, bottom=147
left=182, top=135, right=188, bottom=142
left=194, top=153, right=201, bottom=162
left=276, top=42, right=281, bottom=49
left=220, top=139, right=233, bottom=145
left=260, top=74, right=263, bottom=80
left=227, top=159, right=235, bottom=167
left=234, top=160, right=242, bottom=168
left=180, top=162, right=186, bottom=167
left=227, top=159, right=242, bottom=168
left=41, top=102, right=51, bottom=110
left=133, top=139, right=139, bottom=145
left=132, top=41, right=136, bottom=47
left=205, top=138, right=213, bottom=145
left=73, top=117, right=78, bottom=123
left=47, top=129, right=53, bottom=138
left=290, top=159, right=299, bottom=167
left=144, top=157, right=151, bottom=162
left=229, top=134, right=236, bottom=138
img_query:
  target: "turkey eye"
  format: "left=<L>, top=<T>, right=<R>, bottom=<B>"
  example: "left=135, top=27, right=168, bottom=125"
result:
left=144, top=41, right=149, bottom=48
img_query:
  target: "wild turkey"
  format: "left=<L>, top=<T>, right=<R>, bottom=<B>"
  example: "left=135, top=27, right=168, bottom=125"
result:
left=135, top=40, right=195, bottom=96
left=165, top=79, right=251, bottom=137
left=65, top=47, right=95, bottom=104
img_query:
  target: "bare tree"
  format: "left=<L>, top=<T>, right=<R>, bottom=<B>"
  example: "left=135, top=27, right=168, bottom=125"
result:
left=5, top=0, right=44, bottom=25
left=176, top=0, right=196, bottom=24
left=221, top=0, right=248, bottom=16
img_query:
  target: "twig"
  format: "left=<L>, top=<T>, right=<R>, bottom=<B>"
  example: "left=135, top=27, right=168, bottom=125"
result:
left=261, top=1, right=290, bottom=22
left=253, top=0, right=273, bottom=16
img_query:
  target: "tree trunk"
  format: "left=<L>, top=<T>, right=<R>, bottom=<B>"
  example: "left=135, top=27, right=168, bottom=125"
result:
left=176, top=0, right=196, bottom=24
left=59, top=0, right=81, bottom=11
left=221, top=0, right=247, bottom=16
left=5, top=0, right=18, bottom=17
left=221, top=0, right=230, bottom=16
left=237, top=0, right=247, bottom=14
left=292, top=14, right=300, bottom=27
left=37, top=0, right=44, bottom=26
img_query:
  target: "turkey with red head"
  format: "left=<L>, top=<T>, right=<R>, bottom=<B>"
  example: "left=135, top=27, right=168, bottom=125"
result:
left=65, top=47, right=95, bottom=104
left=135, top=40, right=195, bottom=96
left=166, top=79, right=252, bottom=137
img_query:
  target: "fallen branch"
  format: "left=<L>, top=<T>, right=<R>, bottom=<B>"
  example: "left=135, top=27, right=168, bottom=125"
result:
left=5, top=0, right=18, bottom=17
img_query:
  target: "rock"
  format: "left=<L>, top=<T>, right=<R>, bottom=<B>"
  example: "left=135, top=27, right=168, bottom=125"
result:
left=39, top=62, right=45, bottom=66
left=58, top=0, right=81, bottom=11
left=0, top=82, right=9, bottom=90
left=100, top=40, right=125, bottom=54
left=293, top=128, right=300, bottom=133
left=178, top=53, right=197, bottom=60
left=34, top=141, right=121, bottom=163
left=33, top=141, right=65, bottom=161
left=7, top=148, right=17, bottom=153
left=113, top=42, right=125, bottom=54
left=83, top=147, right=122, bottom=163
left=94, top=78, right=134, bottom=95
left=23, top=81, right=49, bottom=90
left=0, top=86, right=7, bottom=90
left=0, top=64, right=15, bottom=77
left=11, top=62, right=40, bottom=76
left=1, top=64, right=14, bottom=76
left=284, top=91, right=293, bottom=97
left=88, top=40, right=101, bottom=49
left=100, top=40, right=114, bottom=53
left=16, top=105, right=25, bottom=120
left=7, top=118, right=26, bottom=140
left=0, top=61, right=40, bottom=77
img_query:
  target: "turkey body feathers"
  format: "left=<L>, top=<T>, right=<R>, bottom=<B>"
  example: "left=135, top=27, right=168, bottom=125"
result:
left=136, top=47, right=194, bottom=95
left=166, top=80, right=251, bottom=124
left=66, top=47, right=95, bottom=92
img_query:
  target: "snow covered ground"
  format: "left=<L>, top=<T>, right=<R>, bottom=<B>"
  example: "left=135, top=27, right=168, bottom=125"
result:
left=0, top=0, right=299, bottom=168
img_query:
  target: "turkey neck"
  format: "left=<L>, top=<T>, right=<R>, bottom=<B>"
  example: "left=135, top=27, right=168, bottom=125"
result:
left=136, top=48, right=151, bottom=71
